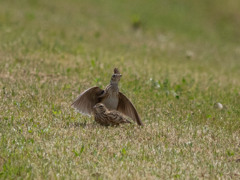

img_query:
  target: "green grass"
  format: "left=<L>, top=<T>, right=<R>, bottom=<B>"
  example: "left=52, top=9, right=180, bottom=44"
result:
left=0, top=0, right=240, bottom=179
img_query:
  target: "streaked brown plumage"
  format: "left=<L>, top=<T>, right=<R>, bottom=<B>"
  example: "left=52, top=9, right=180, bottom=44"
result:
left=93, top=103, right=131, bottom=126
left=71, top=68, right=143, bottom=126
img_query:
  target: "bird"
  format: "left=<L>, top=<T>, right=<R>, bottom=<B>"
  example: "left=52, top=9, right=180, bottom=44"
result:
left=71, top=68, right=143, bottom=126
left=93, top=103, right=131, bottom=126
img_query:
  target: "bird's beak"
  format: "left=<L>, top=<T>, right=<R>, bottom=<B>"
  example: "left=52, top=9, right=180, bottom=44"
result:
left=93, top=105, right=97, bottom=109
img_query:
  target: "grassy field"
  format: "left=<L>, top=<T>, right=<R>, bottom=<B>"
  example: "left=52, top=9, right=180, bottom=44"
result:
left=0, top=0, right=240, bottom=179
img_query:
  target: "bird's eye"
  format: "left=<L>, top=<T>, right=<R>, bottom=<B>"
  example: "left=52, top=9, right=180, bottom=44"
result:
left=113, top=74, right=116, bottom=77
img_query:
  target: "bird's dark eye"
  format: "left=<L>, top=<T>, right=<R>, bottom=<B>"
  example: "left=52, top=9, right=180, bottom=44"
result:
left=113, top=74, right=116, bottom=77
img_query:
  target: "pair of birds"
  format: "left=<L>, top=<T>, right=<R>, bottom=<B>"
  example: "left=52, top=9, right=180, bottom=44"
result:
left=71, top=68, right=143, bottom=126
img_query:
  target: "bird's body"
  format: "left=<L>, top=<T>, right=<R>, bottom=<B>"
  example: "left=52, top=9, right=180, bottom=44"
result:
left=71, top=68, right=143, bottom=126
left=93, top=103, right=131, bottom=126
left=101, top=84, right=119, bottom=110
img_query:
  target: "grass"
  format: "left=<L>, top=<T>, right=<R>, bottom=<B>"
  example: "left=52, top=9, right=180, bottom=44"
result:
left=0, top=0, right=240, bottom=179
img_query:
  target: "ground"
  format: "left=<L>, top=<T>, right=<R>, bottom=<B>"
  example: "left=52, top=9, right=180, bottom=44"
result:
left=0, top=0, right=240, bottom=179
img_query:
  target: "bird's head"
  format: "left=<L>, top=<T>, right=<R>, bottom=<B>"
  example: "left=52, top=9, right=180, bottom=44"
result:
left=110, top=68, right=122, bottom=84
left=93, top=103, right=107, bottom=114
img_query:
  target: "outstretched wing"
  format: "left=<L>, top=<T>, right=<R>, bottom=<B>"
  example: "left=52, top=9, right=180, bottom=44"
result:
left=71, top=87, right=104, bottom=115
left=117, top=92, right=143, bottom=126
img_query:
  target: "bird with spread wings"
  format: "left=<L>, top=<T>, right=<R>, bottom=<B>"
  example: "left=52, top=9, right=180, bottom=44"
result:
left=71, top=68, right=143, bottom=126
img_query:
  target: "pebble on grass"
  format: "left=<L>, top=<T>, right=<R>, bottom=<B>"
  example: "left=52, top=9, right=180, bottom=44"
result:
left=214, top=102, right=223, bottom=110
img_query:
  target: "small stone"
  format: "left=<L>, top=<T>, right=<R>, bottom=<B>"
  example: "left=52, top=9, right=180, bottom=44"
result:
left=214, top=102, right=223, bottom=110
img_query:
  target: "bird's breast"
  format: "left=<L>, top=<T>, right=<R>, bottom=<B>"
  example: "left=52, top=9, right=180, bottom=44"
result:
left=101, top=93, right=119, bottom=110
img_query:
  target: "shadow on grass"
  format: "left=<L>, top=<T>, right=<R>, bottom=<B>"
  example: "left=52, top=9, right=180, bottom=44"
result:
left=62, top=121, right=136, bottom=129
left=63, top=122, right=98, bottom=129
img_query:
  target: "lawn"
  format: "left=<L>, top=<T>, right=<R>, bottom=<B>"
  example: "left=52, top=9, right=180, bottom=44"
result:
left=0, top=0, right=240, bottom=179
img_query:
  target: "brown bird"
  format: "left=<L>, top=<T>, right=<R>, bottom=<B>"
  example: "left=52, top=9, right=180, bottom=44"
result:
left=93, top=103, right=131, bottom=126
left=71, top=68, right=143, bottom=126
